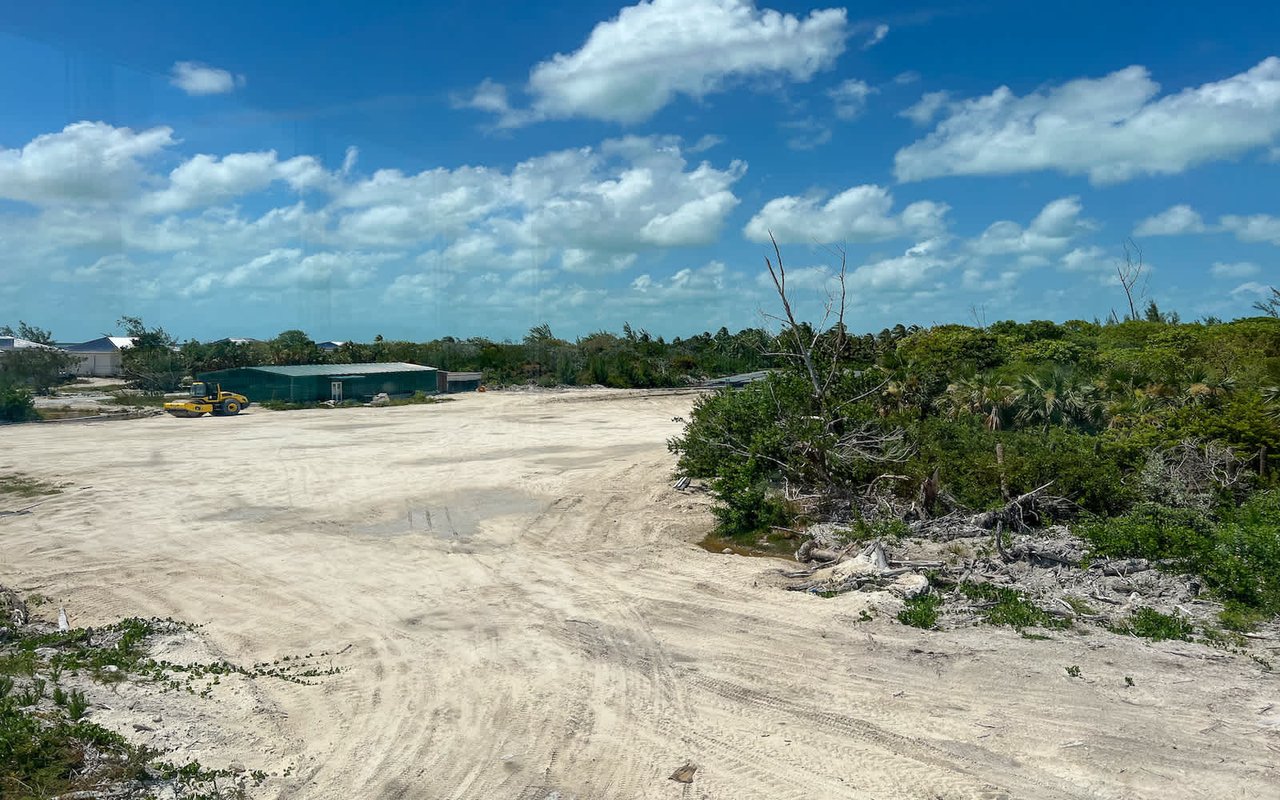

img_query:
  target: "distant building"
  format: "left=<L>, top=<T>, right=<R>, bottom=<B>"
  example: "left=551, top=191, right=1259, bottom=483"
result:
left=316, top=341, right=347, bottom=352
left=198, top=362, right=438, bottom=403
left=63, top=336, right=136, bottom=377
left=0, top=336, right=60, bottom=354
left=211, top=337, right=261, bottom=345
left=440, top=371, right=483, bottom=393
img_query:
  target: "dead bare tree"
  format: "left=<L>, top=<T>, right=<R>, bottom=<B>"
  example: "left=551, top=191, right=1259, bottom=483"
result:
left=1115, top=239, right=1148, bottom=322
left=761, top=232, right=848, bottom=407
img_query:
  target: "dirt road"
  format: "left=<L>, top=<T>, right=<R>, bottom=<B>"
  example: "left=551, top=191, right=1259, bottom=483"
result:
left=3, top=390, right=1276, bottom=798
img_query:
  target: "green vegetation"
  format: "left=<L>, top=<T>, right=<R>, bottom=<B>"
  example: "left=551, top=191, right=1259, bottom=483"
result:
left=670, top=281, right=1280, bottom=623
left=1109, top=607, right=1194, bottom=642
left=117, top=316, right=185, bottom=393
left=1, top=598, right=335, bottom=799
left=897, top=594, right=942, bottom=629
left=1, top=699, right=150, bottom=799
left=957, top=582, right=1070, bottom=632
left=1065, top=665, right=1082, bottom=678
left=0, top=322, right=78, bottom=395
left=1079, top=491, right=1280, bottom=615
left=0, top=386, right=38, bottom=423
left=386, top=390, right=445, bottom=406
left=175, top=323, right=774, bottom=389
left=0, top=473, right=62, bottom=499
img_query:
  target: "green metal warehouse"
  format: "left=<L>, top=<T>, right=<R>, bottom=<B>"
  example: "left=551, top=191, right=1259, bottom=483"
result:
left=197, top=363, right=439, bottom=404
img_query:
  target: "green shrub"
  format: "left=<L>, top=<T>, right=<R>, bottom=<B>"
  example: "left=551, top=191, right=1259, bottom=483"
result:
left=1079, top=491, right=1280, bottom=615
left=911, top=420, right=1131, bottom=515
left=1110, top=607, right=1194, bottom=641
left=0, top=385, right=37, bottom=422
left=898, top=594, right=942, bottom=629
left=958, top=582, right=1070, bottom=631
left=1203, top=491, right=1280, bottom=612
left=1077, top=504, right=1216, bottom=563
left=1218, top=603, right=1268, bottom=632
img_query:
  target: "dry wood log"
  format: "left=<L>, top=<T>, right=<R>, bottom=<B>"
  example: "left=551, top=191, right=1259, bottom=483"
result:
left=1097, top=559, right=1153, bottom=576
left=974, top=481, right=1056, bottom=530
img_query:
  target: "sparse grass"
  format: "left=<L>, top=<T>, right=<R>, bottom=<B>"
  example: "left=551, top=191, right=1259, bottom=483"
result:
left=958, top=582, right=1070, bottom=632
left=1109, top=607, right=1194, bottom=642
left=386, top=391, right=445, bottom=406
left=940, top=541, right=973, bottom=564
left=0, top=472, right=62, bottom=499
left=1065, top=665, right=1082, bottom=678
left=898, top=593, right=942, bottom=629
left=1, top=587, right=327, bottom=799
left=55, top=382, right=126, bottom=394
left=1063, top=596, right=1098, bottom=617
left=258, top=399, right=320, bottom=411
left=845, top=517, right=910, bottom=545
left=0, top=701, right=149, bottom=798
left=1218, top=603, right=1268, bottom=632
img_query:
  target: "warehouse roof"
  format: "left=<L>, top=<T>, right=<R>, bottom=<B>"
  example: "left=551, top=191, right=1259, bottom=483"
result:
left=227, top=362, right=435, bottom=377
left=64, top=336, right=136, bottom=353
left=0, top=336, right=60, bottom=351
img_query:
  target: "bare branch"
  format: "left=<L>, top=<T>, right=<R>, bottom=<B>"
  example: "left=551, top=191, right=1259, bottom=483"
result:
left=1116, top=238, right=1147, bottom=322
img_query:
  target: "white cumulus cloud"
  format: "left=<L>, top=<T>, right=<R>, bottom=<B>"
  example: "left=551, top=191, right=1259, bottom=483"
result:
left=900, top=91, right=949, bottom=126
left=467, top=0, right=849, bottom=126
left=861, top=23, right=889, bottom=50
left=1211, top=261, right=1262, bottom=279
left=1220, top=213, right=1280, bottom=244
left=829, top=79, right=874, bottom=120
left=969, top=196, right=1093, bottom=263
left=847, top=238, right=953, bottom=293
left=1134, top=204, right=1208, bottom=236
left=0, top=122, right=175, bottom=205
left=895, top=57, right=1280, bottom=183
left=144, top=152, right=330, bottom=214
left=170, top=61, right=245, bottom=95
left=627, top=260, right=740, bottom=306
left=744, top=184, right=948, bottom=244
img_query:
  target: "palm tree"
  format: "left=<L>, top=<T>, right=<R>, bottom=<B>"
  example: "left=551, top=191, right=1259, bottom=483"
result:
left=1263, top=385, right=1280, bottom=420
left=944, top=372, right=1016, bottom=430
left=1014, top=366, right=1102, bottom=432
left=1180, top=367, right=1235, bottom=407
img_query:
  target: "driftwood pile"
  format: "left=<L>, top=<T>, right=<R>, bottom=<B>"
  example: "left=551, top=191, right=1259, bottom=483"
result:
left=776, top=484, right=1264, bottom=636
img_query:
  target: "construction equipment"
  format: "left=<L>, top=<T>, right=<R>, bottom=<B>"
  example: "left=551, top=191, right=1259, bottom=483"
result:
left=164, top=382, right=250, bottom=418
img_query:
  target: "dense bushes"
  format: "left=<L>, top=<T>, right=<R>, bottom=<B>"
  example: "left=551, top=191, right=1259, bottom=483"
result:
left=911, top=420, right=1131, bottom=514
left=672, top=311, right=1280, bottom=620
left=1079, top=492, right=1280, bottom=615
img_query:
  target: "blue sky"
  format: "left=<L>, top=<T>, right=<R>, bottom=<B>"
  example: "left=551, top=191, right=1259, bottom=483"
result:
left=0, top=0, right=1277, bottom=343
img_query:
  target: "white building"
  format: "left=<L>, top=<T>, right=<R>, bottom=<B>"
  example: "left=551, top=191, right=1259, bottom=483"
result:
left=0, top=335, right=59, bottom=354
left=63, top=336, right=136, bottom=377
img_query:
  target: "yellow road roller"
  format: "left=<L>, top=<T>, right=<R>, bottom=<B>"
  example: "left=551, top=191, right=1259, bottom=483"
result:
left=164, top=382, right=250, bottom=418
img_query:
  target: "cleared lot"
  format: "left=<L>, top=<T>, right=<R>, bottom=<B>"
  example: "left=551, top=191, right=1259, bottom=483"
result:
left=3, top=389, right=1277, bottom=799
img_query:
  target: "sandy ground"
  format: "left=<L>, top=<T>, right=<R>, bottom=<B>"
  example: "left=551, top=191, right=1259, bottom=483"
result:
left=2, top=389, right=1278, bottom=799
